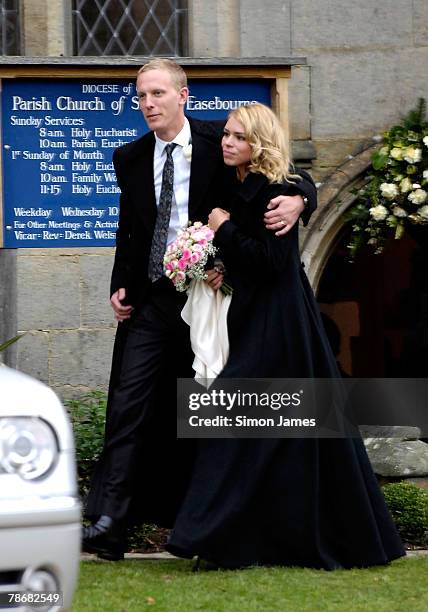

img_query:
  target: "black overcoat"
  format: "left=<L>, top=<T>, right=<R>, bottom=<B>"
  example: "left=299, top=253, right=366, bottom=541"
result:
left=216, top=172, right=334, bottom=378
left=167, top=172, right=405, bottom=569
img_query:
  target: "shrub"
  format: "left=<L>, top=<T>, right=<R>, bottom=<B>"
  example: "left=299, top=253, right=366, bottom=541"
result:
left=65, top=391, right=161, bottom=550
left=382, top=481, right=428, bottom=546
left=65, top=391, right=107, bottom=500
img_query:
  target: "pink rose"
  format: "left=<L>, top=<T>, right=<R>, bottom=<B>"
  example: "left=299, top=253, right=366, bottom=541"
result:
left=191, top=231, right=205, bottom=242
left=190, top=252, right=200, bottom=264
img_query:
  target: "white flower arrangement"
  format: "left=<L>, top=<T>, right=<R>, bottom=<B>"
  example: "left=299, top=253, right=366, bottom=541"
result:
left=347, top=99, right=428, bottom=256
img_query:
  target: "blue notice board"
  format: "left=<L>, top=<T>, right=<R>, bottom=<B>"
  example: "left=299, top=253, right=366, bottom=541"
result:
left=1, top=78, right=271, bottom=248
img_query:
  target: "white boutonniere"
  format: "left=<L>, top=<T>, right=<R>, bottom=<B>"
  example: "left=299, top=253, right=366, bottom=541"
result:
left=183, top=142, right=192, bottom=162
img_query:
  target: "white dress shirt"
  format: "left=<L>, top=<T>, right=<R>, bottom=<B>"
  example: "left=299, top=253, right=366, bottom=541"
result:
left=154, top=118, right=191, bottom=247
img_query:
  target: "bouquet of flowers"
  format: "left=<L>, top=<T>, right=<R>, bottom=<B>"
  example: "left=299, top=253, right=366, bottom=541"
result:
left=163, top=222, right=218, bottom=292
left=347, top=99, right=428, bottom=257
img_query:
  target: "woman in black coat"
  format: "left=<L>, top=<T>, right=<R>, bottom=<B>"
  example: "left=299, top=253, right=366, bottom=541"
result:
left=166, top=104, right=405, bottom=569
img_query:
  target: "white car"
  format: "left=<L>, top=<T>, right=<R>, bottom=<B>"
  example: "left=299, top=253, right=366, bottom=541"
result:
left=0, top=366, right=81, bottom=611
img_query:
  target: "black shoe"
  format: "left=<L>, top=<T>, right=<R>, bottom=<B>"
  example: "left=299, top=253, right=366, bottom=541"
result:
left=82, top=515, right=125, bottom=561
left=192, top=556, right=220, bottom=572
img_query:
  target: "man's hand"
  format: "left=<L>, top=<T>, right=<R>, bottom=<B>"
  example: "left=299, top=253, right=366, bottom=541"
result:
left=205, top=268, right=224, bottom=291
left=264, top=194, right=305, bottom=236
left=208, top=208, right=230, bottom=233
left=111, top=288, right=134, bottom=322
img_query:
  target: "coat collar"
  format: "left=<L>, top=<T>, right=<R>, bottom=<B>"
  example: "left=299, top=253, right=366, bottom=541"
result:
left=236, top=171, right=270, bottom=203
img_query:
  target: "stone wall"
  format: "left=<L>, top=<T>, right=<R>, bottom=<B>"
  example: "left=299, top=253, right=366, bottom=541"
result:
left=290, top=0, right=428, bottom=178
left=12, top=248, right=115, bottom=397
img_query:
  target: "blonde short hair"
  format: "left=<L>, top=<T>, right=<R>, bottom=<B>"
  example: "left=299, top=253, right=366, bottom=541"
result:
left=137, top=59, right=187, bottom=91
left=228, top=103, right=300, bottom=184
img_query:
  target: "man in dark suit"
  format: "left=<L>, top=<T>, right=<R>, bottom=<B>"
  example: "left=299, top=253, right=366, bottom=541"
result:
left=82, top=58, right=317, bottom=560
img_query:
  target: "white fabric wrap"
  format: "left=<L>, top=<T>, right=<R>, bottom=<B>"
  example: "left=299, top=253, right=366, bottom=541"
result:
left=181, top=279, right=231, bottom=387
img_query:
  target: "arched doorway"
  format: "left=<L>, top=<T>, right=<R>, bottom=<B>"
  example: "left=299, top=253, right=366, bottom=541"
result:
left=301, top=144, right=428, bottom=378
left=317, top=227, right=427, bottom=377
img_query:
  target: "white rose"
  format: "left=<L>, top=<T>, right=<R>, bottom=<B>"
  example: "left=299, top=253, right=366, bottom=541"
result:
left=390, top=147, right=404, bottom=160
left=403, top=146, right=422, bottom=163
left=399, top=177, right=413, bottom=193
left=392, top=206, right=407, bottom=218
left=408, top=189, right=427, bottom=205
left=423, top=170, right=428, bottom=179
left=369, top=205, right=389, bottom=221
left=423, top=136, right=428, bottom=147
left=418, top=205, right=428, bottom=220
left=380, top=182, right=398, bottom=199
left=182, top=143, right=192, bottom=162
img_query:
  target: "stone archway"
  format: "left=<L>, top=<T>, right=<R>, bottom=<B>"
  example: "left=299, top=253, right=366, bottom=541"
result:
left=302, top=144, right=428, bottom=381
left=300, top=144, right=378, bottom=293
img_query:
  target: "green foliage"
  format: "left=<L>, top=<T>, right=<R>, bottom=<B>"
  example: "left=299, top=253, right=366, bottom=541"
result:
left=382, top=481, right=428, bottom=546
left=127, top=523, right=160, bottom=551
left=0, top=333, right=26, bottom=352
left=65, top=391, right=107, bottom=499
left=402, top=98, right=427, bottom=132
left=65, top=391, right=157, bottom=550
left=347, top=98, right=428, bottom=259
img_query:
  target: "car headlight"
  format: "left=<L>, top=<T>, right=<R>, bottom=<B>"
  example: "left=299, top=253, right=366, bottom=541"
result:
left=0, top=418, right=58, bottom=480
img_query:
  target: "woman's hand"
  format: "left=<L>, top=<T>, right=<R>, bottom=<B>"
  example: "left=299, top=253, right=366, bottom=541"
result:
left=205, top=268, right=224, bottom=291
left=208, top=208, right=230, bottom=233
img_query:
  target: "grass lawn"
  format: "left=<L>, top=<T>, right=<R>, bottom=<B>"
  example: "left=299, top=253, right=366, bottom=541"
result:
left=72, top=555, right=428, bottom=611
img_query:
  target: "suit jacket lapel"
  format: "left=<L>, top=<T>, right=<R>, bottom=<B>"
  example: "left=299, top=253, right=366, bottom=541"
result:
left=131, top=133, right=157, bottom=234
left=188, top=128, right=222, bottom=222
left=131, top=125, right=221, bottom=233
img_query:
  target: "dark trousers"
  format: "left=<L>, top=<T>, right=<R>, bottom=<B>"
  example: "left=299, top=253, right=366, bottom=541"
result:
left=86, top=278, right=194, bottom=523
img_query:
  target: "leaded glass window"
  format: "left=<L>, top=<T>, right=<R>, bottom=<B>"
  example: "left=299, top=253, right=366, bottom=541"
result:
left=72, top=0, right=188, bottom=56
left=0, top=0, right=21, bottom=55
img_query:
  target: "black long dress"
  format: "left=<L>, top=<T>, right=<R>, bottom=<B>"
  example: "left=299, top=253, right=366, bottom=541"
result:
left=166, top=172, right=405, bottom=569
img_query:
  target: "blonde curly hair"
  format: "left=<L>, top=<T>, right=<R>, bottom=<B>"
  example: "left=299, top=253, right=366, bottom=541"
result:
left=228, top=103, right=300, bottom=184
